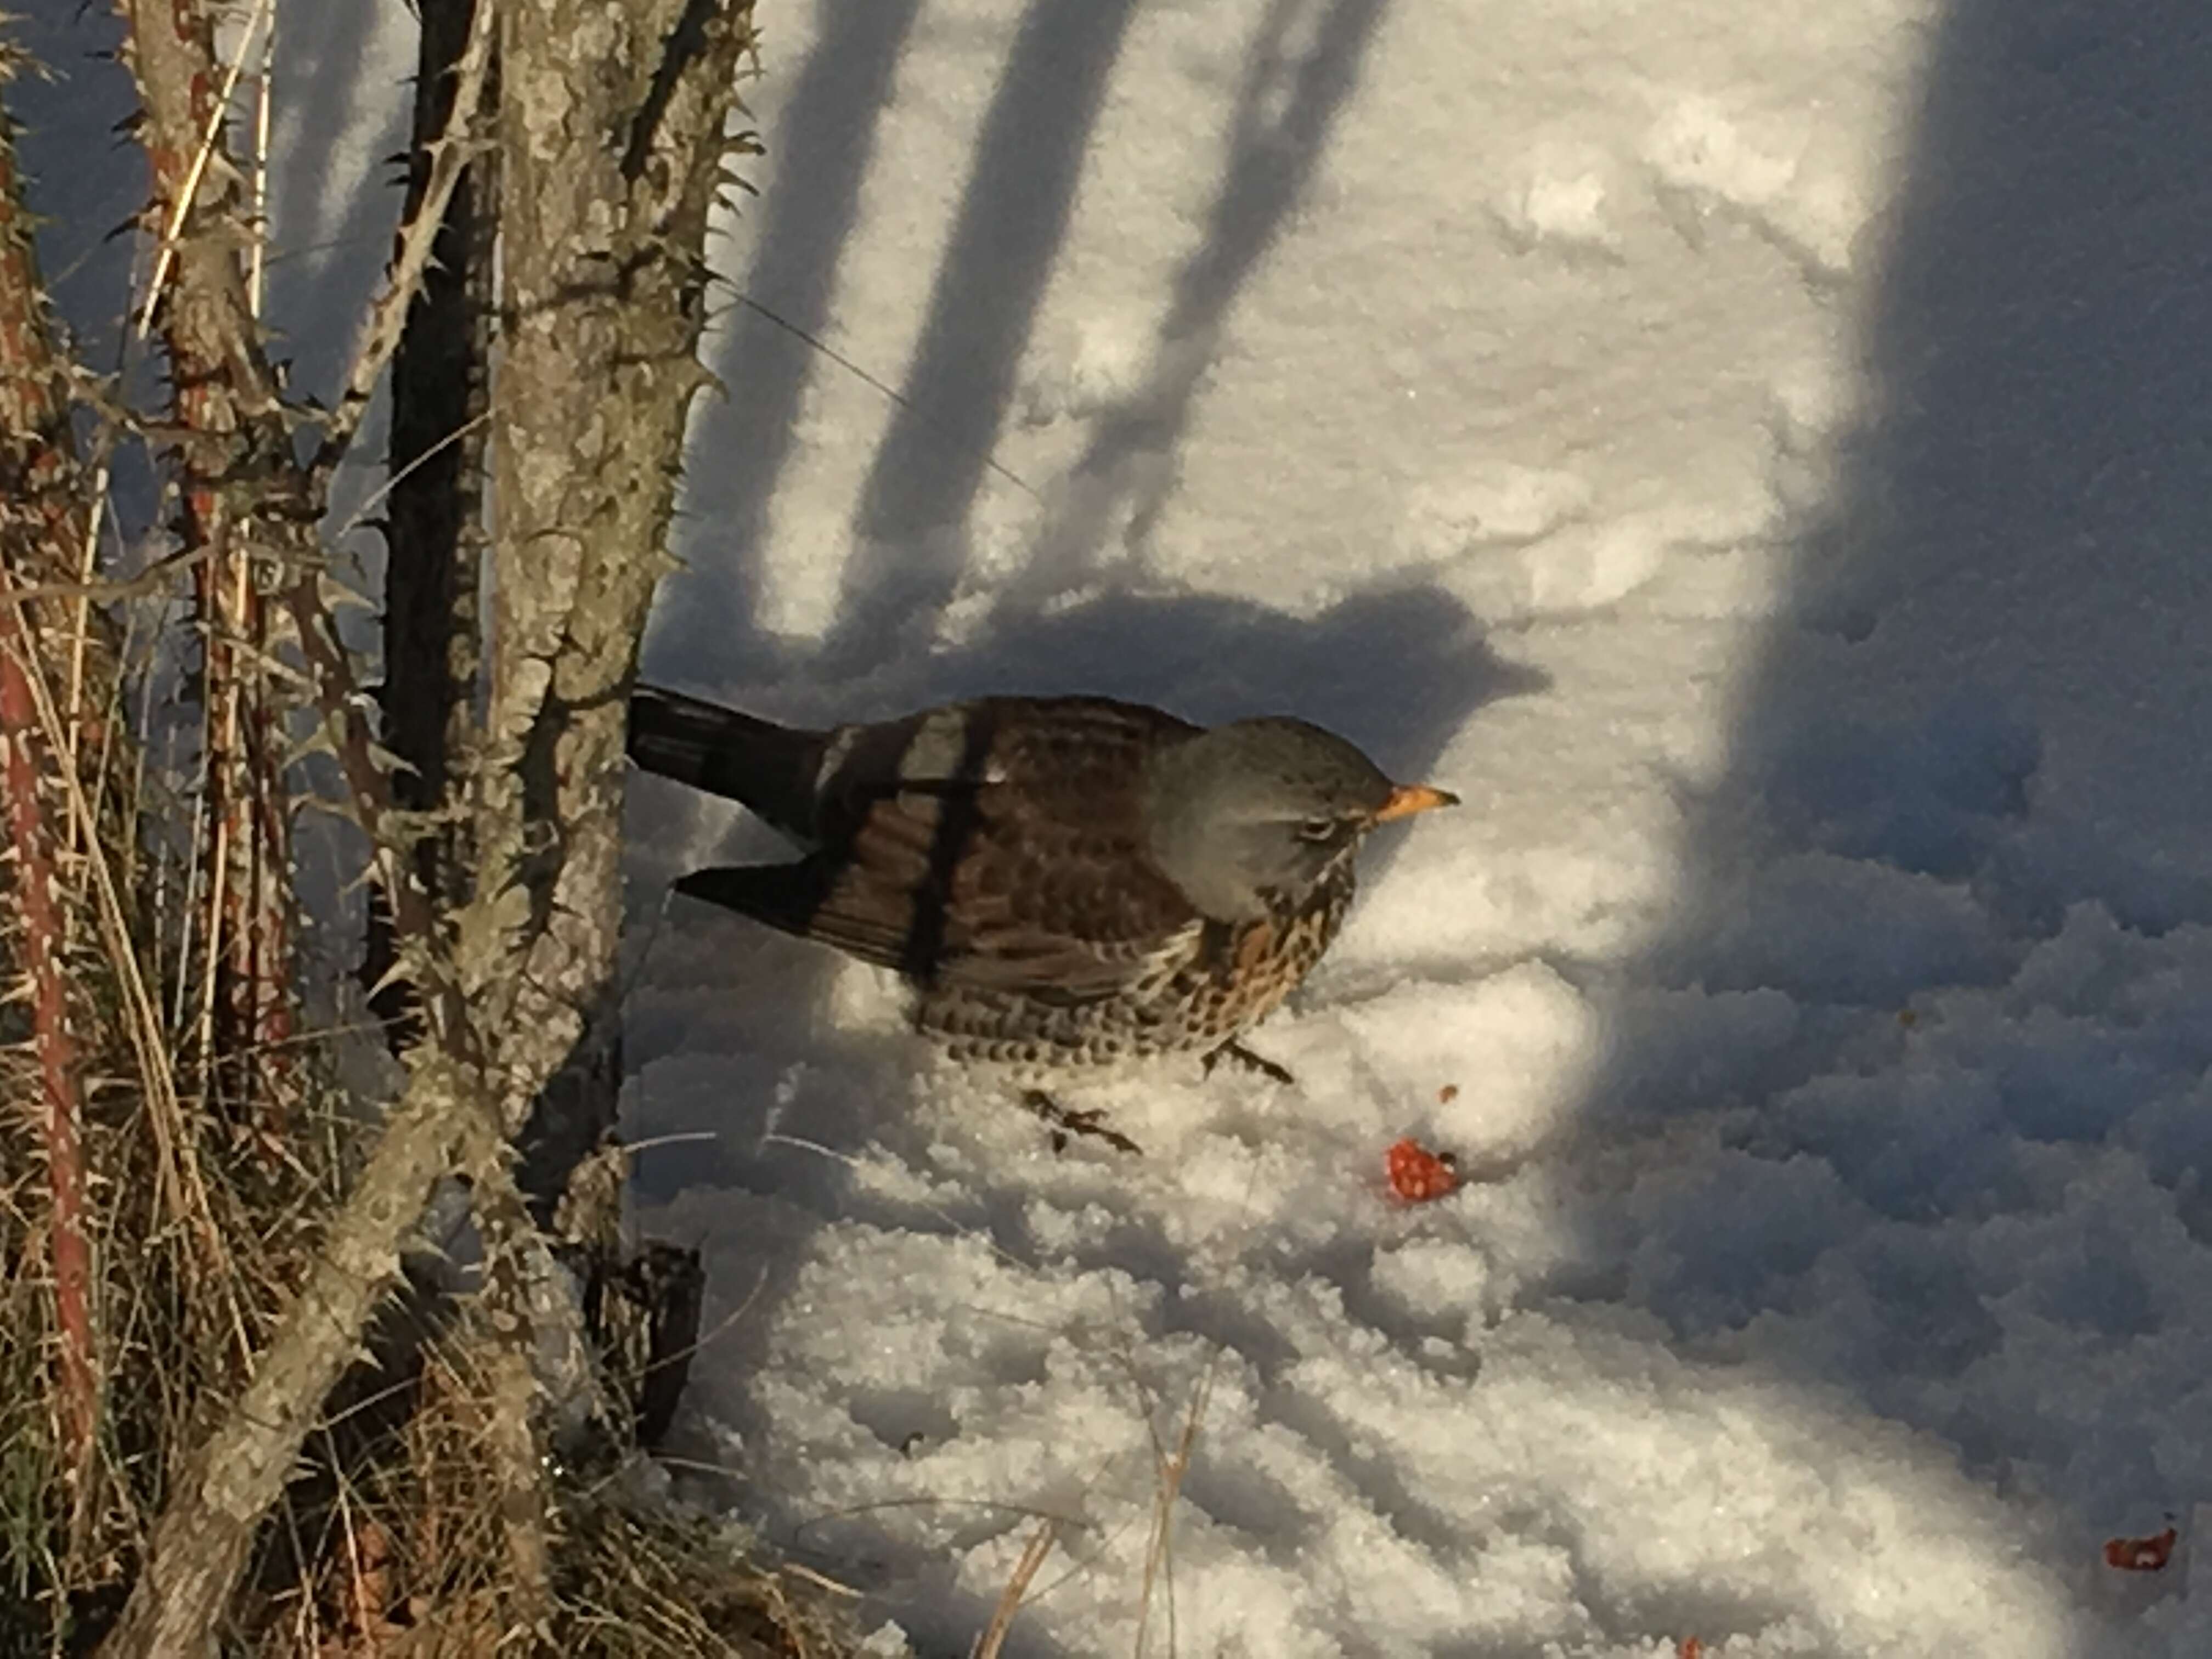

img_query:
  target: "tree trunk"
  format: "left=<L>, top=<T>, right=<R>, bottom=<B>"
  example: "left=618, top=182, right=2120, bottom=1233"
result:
left=479, top=0, right=755, bottom=1199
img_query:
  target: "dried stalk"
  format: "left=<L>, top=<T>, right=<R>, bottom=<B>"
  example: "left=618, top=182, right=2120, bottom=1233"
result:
left=973, top=1520, right=1058, bottom=1659
left=1133, top=1373, right=1214, bottom=1658
left=246, top=3, right=273, bottom=317
left=1, top=539, right=249, bottom=1352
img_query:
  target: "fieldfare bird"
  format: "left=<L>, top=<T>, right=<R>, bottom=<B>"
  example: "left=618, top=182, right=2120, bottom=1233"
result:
left=629, top=686, right=1456, bottom=1148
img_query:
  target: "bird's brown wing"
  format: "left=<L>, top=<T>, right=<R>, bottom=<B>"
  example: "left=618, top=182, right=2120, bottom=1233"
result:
left=678, top=697, right=1202, bottom=995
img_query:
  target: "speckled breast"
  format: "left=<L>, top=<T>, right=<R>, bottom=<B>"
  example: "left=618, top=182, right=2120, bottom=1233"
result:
left=920, top=866, right=1358, bottom=1071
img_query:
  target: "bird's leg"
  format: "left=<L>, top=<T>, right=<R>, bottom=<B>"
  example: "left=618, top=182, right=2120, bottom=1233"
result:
left=1020, top=1089, right=1142, bottom=1155
left=1203, top=1040, right=1296, bottom=1086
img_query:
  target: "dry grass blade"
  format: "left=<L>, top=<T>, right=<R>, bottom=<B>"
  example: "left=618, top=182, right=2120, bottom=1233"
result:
left=0, top=562, right=241, bottom=1339
left=333, top=408, right=493, bottom=546
left=974, top=1518, right=1059, bottom=1659
left=60, top=432, right=117, bottom=790
left=246, top=1, right=275, bottom=317
left=1132, top=1352, right=1220, bottom=1657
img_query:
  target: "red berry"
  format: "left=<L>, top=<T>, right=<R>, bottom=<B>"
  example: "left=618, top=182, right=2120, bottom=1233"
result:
left=1385, top=1136, right=1459, bottom=1203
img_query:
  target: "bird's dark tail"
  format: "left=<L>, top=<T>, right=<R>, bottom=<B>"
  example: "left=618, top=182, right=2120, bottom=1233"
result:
left=628, top=685, right=828, bottom=838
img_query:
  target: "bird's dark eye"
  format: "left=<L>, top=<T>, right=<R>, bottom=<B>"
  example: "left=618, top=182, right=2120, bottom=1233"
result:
left=1296, top=817, right=1339, bottom=843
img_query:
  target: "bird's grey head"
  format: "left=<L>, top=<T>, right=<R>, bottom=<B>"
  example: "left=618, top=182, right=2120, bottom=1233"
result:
left=1142, top=718, right=1457, bottom=921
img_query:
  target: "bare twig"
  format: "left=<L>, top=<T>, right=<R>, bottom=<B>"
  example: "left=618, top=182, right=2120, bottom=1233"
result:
left=334, top=407, right=493, bottom=546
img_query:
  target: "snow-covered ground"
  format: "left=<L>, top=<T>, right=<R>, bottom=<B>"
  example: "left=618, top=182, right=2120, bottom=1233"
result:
left=21, top=0, right=2212, bottom=1651
left=624, top=0, right=2212, bottom=1652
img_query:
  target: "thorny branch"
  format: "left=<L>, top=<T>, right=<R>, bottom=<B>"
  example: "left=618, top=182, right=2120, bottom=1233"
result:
left=310, top=0, right=498, bottom=481
left=94, top=0, right=511, bottom=1646
left=0, top=83, right=97, bottom=1507
left=97, top=0, right=758, bottom=1645
left=123, top=0, right=303, bottom=1115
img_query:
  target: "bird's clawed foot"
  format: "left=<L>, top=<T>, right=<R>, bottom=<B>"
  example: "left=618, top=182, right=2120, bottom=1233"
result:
left=1022, top=1090, right=1142, bottom=1155
left=1203, top=1040, right=1296, bottom=1086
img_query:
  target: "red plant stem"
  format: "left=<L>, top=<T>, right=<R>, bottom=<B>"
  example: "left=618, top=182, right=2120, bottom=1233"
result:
left=0, top=71, right=97, bottom=1496
left=0, top=599, right=95, bottom=1480
left=136, top=0, right=296, bottom=1115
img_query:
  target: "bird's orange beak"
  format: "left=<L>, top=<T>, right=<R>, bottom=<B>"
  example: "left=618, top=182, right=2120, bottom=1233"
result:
left=1372, top=783, right=1459, bottom=823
